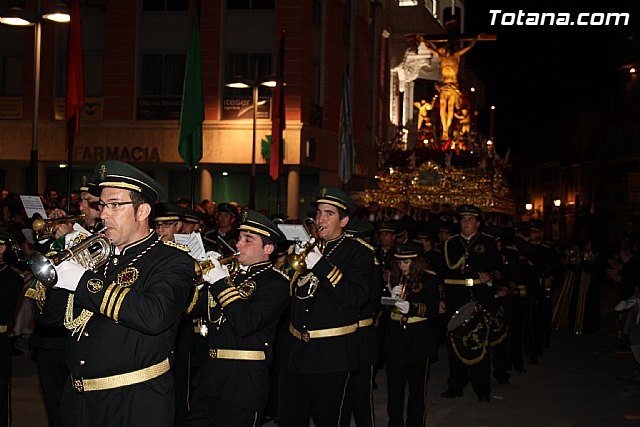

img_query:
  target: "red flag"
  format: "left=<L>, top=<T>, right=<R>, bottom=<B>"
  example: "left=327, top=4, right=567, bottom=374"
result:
left=269, top=30, right=286, bottom=181
left=65, top=0, right=84, bottom=151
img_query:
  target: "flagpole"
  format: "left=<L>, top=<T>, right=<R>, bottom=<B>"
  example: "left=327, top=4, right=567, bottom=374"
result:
left=190, top=167, right=196, bottom=210
left=66, top=117, right=74, bottom=213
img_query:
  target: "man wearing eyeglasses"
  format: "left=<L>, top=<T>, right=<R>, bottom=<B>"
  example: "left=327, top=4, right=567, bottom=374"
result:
left=37, top=160, right=194, bottom=426
left=153, top=203, right=185, bottom=243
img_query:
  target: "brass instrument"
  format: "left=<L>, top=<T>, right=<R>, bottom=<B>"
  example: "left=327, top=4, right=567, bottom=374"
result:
left=29, top=229, right=112, bottom=286
left=32, top=214, right=85, bottom=240
left=194, top=252, right=240, bottom=284
left=287, top=220, right=325, bottom=273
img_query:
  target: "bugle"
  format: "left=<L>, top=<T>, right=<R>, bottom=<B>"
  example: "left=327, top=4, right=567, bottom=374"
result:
left=287, top=220, right=325, bottom=273
left=29, top=229, right=112, bottom=286
left=194, top=252, right=240, bottom=284
left=32, top=214, right=85, bottom=240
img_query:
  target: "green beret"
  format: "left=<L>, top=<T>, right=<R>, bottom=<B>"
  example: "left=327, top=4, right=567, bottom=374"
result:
left=377, top=221, right=396, bottom=233
left=239, top=209, right=286, bottom=244
left=394, top=243, right=421, bottom=259
left=182, top=208, right=206, bottom=224
left=90, top=160, right=164, bottom=203
left=345, top=218, right=374, bottom=238
left=313, top=186, right=356, bottom=215
left=153, top=203, right=183, bottom=223
left=79, top=173, right=98, bottom=193
left=457, top=204, right=482, bottom=218
left=217, top=203, right=239, bottom=221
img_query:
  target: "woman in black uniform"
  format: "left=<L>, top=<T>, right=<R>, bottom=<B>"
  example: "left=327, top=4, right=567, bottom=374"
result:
left=385, top=244, right=439, bottom=427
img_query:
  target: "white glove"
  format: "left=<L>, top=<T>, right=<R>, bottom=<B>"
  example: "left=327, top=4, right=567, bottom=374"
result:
left=305, top=246, right=323, bottom=270
left=294, top=240, right=306, bottom=255
left=64, top=231, right=82, bottom=248
left=202, top=252, right=229, bottom=284
left=394, top=300, right=410, bottom=314
left=390, top=285, right=403, bottom=299
left=53, top=260, right=87, bottom=291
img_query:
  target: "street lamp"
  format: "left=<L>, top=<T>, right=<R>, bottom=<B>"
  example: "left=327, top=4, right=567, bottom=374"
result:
left=225, top=65, right=275, bottom=209
left=0, top=2, right=69, bottom=195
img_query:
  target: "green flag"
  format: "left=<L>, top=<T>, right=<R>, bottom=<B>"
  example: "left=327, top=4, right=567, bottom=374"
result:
left=178, top=4, right=204, bottom=169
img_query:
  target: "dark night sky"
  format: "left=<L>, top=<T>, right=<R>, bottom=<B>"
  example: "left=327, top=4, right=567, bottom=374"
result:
left=459, top=0, right=640, bottom=161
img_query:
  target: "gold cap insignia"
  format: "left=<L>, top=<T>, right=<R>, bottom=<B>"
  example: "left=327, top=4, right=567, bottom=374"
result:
left=99, top=164, right=107, bottom=180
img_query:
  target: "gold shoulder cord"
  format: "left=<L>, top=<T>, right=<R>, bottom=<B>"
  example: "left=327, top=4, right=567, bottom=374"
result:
left=64, top=294, right=94, bottom=340
left=444, top=238, right=466, bottom=271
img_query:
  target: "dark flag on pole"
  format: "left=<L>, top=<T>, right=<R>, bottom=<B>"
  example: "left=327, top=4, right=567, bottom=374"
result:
left=65, top=0, right=84, bottom=152
left=178, top=3, right=204, bottom=170
left=269, top=30, right=286, bottom=181
left=338, top=66, right=354, bottom=184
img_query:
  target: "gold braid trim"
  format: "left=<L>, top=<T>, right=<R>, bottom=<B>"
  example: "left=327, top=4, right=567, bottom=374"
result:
left=25, top=281, right=48, bottom=312
left=186, top=287, right=199, bottom=314
left=64, top=294, right=94, bottom=340
left=444, top=238, right=466, bottom=271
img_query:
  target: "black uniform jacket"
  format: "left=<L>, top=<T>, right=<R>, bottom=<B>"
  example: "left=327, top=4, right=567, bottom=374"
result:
left=0, top=264, right=23, bottom=333
left=192, top=260, right=289, bottom=411
left=40, top=231, right=194, bottom=427
left=283, top=234, right=375, bottom=374
left=440, top=233, right=501, bottom=311
left=385, top=270, right=439, bottom=362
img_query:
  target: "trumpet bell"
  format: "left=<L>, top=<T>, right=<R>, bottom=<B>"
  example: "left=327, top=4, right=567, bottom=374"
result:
left=28, top=252, right=58, bottom=287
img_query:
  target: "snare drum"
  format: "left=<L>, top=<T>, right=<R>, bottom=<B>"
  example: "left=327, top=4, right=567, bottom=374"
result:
left=447, top=302, right=490, bottom=365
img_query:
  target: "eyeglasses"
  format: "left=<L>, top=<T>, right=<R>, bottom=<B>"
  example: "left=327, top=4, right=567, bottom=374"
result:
left=154, top=222, right=176, bottom=229
left=97, top=201, right=137, bottom=211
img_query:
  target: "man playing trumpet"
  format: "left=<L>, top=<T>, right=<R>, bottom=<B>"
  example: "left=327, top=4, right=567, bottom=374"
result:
left=189, top=209, right=289, bottom=427
left=37, top=160, right=194, bottom=426
left=278, top=187, right=376, bottom=427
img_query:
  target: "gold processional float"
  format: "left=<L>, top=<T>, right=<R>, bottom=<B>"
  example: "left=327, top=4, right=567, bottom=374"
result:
left=363, top=31, right=514, bottom=216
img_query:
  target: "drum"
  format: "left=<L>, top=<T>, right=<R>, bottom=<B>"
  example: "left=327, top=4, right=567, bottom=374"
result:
left=447, top=302, right=490, bottom=365
left=489, top=305, right=508, bottom=347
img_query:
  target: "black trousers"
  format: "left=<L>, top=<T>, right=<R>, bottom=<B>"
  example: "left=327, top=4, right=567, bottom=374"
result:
left=386, top=358, right=429, bottom=427
left=508, top=309, right=526, bottom=371
left=188, top=391, right=259, bottom=427
left=446, top=342, right=491, bottom=398
left=278, top=367, right=349, bottom=427
left=35, top=348, right=68, bottom=427
left=340, top=364, right=374, bottom=427
left=491, top=338, right=510, bottom=383
left=0, top=335, right=11, bottom=427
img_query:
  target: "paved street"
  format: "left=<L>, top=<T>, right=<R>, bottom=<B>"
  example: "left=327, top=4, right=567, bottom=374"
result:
left=10, top=282, right=640, bottom=426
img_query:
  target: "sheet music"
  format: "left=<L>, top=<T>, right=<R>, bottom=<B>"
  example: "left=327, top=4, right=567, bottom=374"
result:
left=175, top=232, right=206, bottom=260
left=20, top=195, right=47, bottom=219
left=277, top=224, right=311, bottom=243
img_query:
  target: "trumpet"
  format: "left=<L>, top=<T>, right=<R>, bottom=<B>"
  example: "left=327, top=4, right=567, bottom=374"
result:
left=32, top=214, right=85, bottom=240
left=287, top=220, right=325, bottom=273
left=29, top=229, right=112, bottom=287
left=194, top=252, right=240, bottom=284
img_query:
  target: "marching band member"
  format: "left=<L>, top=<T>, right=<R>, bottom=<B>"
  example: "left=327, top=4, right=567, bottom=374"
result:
left=37, top=160, right=194, bottom=426
left=78, top=174, right=102, bottom=233
left=278, top=187, right=375, bottom=427
left=385, top=244, right=439, bottom=427
left=189, top=209, right=289, bottom=427
left=0, top=231, right=24, bottom=426
left=439, top=204, right=501, bottom=402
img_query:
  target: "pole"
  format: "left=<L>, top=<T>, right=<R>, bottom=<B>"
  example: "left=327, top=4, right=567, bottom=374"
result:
left=250, top=63, right=258, bottom=209
left=30, top=20, right=42, bottom=196
left=190, top=167, right=196, bottom=210
left=66, top=118, right=74, bottom=212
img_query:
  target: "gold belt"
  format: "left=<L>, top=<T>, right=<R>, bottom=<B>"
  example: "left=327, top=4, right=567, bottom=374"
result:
left=390, top=312, right=428, bottom=324
left=289, top=323, right=358, bottom=343
left=71, top=358, right=170, bottom=393
left=0, top=325, right=7, bottom=333
left=358, top=318, right=374, bottom=328
left=444, top=278, right=482, bottom=286
left=208, top=348, right=266, bottom=361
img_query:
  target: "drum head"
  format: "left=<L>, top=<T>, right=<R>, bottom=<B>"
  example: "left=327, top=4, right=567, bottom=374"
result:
left=447, top=302, right=477, bottom=332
